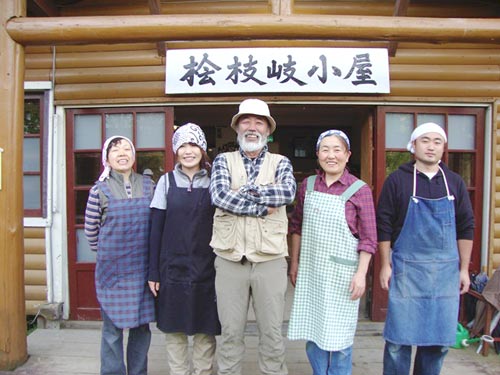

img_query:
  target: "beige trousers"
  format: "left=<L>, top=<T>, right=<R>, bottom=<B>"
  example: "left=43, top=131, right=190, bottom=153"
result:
left=214, top=256, right=288, bottom=375
left=165, top=332, right=216, bottom=375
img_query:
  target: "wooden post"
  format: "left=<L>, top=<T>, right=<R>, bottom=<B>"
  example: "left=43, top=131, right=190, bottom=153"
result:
left=0, top=0, right=28, bottom=370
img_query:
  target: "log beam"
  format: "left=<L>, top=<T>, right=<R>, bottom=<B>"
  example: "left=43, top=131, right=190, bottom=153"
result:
left=6, top=14, right=500, bottom=46
left=0, top=0, right=28, bottom=369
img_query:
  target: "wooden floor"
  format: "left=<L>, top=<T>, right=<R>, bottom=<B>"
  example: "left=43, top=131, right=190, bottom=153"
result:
left=2, top=322, right=500, bottom=375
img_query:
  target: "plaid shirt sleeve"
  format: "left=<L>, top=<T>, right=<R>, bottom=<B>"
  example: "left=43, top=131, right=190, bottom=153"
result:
left=210, top=153, right=267, bottom=216
left=84, top=184, right=102, bottom=251
left=354, top=184, right=378, bottom=254
left=240, top=157, right=297, bottom=207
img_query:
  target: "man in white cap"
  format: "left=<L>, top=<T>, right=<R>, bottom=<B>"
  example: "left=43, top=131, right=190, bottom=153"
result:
left=376, top=122, right=475, bottom=375
left=209, top=98, right=296, bottom=375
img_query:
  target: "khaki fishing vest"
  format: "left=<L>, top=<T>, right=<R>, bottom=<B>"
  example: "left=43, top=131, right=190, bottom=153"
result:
left=210, top=151, right=289, bottom=263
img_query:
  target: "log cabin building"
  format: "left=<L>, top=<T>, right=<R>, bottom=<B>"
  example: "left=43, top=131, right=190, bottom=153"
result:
left=2, top=2, right=500, bottom=352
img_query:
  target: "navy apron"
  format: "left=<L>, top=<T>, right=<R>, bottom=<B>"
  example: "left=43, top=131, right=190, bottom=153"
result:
left=95, top=176, right=155, bottom=329
left=384, top=166, right=459, bottom=346
left=156, top=172, right=220, bottom=335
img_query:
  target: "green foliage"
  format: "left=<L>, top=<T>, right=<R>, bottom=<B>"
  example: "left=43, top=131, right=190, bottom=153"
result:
left=385, top=151, right=412, bottom=176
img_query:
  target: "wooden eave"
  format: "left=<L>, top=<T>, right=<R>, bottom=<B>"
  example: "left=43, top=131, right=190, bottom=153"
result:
left=147, top=0, right=166, bottom=56
left=388, top=0, right=410, bottom=57
left=6, top=14, right=500, bottom=46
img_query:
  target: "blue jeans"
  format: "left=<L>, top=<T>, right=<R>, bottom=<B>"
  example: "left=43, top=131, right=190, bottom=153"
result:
left=100, top=310, right=152, bottom=375
left=306, top=341, right=353, bottom=375
left=383, top=341, right=449, bottom=375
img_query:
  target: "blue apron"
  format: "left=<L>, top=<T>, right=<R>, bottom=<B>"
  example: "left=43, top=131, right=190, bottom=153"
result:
left=95, top=176, right=155, bottom=329
left=384, top=166, right=459, bottom=346
left=155, top=172, right=220, bottom=335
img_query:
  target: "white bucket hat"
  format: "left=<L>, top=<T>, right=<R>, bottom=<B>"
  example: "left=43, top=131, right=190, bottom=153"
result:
left=230, top=99, right=277, bottom=134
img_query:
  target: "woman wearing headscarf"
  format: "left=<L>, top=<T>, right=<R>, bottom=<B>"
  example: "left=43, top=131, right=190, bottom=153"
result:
left=148, top=123, right=221, bottom=375
left=287, top=130, right=377, bottom=375
left=84, top=135, right=155, bottom=375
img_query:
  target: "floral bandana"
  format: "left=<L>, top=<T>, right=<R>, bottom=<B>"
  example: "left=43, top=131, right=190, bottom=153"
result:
left=172, top=123, right=207, bottom=154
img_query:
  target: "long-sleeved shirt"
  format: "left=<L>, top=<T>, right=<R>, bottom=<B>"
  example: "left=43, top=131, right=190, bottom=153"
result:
left=209, top=146, right=296, bottom=217
left=376, top=161, right=475, bottom=244
left=289, top=169, right=378, bottom=255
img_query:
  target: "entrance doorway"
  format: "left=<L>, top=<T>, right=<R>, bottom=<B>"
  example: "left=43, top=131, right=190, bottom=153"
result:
left=65, top=103, right=376, bottom=320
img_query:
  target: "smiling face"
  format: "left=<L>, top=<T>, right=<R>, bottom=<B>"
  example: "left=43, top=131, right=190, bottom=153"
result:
left=316, top=135, right=351, bottom=182
left=413, top=132, right=445, bottom=167
left=236, top=114, right=270, bottom=155
left=176, top=143, right=203, bottom=173
left=106, top=139, right=135, bottom=176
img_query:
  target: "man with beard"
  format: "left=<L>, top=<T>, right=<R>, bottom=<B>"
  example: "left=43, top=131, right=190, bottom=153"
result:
left=209, top=98, right=296, bottom=375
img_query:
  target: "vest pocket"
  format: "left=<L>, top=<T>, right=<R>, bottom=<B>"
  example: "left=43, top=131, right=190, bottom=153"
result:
left=256, top=216, right=287, bottom=255
left=210, top=213, right=237, bottom=251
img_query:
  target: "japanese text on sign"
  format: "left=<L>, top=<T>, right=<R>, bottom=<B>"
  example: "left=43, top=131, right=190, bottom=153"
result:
left=166, top=48, right=390, bottom=94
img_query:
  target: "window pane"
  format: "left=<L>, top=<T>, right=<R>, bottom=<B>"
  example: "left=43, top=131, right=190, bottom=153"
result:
left=76, top=190, right=91, bottom=225
left=75, top=153, right=101, bottom=185
left=385, top=113, right=413, bottom=148
left=137, top=113, right=165, bottom=148
left=448, top=115, right=475, bottom=150
left=76, top=229, right=96, bottom=263
left=23, top=138, right=40, bottom=172
left=75, top=114, right=102, bottom=150
left=385, top=151, right=412, bottom=176
left=24, top=99, right=40, bottom=134
left=448, top=152, right=473, bottom=186
left=416, top=114, right=445, bottom=127
left=105, top=113, right=133, bottom=140
left=136, top=151, right=165, bottom=183
left=24, top=175, right=41, bottom=209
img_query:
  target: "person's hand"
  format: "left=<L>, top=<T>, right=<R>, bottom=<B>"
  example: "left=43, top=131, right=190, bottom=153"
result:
left=267, top=206, right=277, bottom=215
left=349, top=271, right=366, bottom=300
left=289, top=261, right=299, bottom=287
left=379, top=264, right=392, bottom=291
left=148, top=281, right=159, bottom=297
left=459, top=269, right=471, bottom=295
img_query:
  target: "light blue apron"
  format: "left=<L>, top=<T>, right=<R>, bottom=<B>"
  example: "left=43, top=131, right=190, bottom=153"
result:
left=384, top=166, right=459, bottom=346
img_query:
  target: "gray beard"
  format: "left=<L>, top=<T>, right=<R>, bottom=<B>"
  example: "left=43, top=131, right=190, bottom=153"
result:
left=238, top=132, right=268, bottom=153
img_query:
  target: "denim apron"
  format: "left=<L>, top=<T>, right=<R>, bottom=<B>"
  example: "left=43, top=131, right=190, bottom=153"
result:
left=155, top=173, right=220, bottom=335
left=384, top=166, right=459, bottom=346
left=288, top=176, right=365, bottom=351
left=95, top=177, right=155, bottom=329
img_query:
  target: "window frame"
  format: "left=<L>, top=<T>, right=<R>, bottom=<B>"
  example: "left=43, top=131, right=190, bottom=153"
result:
left=23, top=92, right=48, bottom=217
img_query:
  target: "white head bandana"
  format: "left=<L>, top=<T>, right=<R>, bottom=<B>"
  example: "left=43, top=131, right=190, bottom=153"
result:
left=98, top=135, right=135, bottom=182
left=172, top=123, right=207, bottom=154
left=406, top=122, right=447, bottom=154
left=316, top=129, right=350, bottom=151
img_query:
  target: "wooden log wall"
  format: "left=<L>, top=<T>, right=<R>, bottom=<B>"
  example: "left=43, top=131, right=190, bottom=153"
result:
left=24, top=227, right=47, bottom=315
left=57, top=0, right=500, bottom=18
left=493, top=101, right=500, bottom=273
left=24, top=42, right=500, bottom=104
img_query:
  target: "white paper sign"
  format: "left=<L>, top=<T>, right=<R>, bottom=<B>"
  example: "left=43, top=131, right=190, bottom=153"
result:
left=166, top=47, right=390, bottom=94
